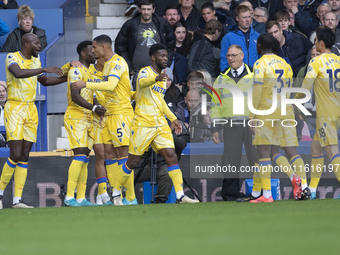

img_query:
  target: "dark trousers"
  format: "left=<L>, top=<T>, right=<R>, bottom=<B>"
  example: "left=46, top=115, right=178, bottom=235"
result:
left=221, top=121, right=256, bottom=201
left=134, top=163, right=173, bottom=203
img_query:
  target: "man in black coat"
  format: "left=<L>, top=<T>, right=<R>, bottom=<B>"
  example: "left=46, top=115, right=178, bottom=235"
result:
left=266, top=20, right=313, bottom=76
left=115, top=0, right=175, bottom=88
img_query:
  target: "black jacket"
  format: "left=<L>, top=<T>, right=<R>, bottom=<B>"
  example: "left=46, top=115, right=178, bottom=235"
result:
left=0, top=0, right=18, bottom=9
left=1, top=26, right=47, bottom=52
left=294, top=0, right=322, bottom=37
left=114, top=13, right=175, bottom=72
left=278, top=31, right=313, bottom=76
left=177, top=5, right=201, bottom=33
left=187, top=34, right=220, bottom=78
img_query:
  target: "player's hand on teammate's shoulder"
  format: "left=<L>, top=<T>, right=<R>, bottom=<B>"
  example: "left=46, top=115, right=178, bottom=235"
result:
left=155, top=73, right=168, bottom=82
left=71, top=81, right=86, bottom=89
left=94, top=105, right=106, bottom=116
left=44, top=67, right=64, bottom=76
left=70, top=60, right=82, bottom=68
left=171, top=119, right=182, bottom=135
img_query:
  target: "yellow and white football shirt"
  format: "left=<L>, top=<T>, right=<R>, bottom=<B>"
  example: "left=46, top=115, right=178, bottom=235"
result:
left=252, top=54, right=293, bottom=120
left=4, top=51, right=44, bottom=142
left=133, top=66, right=177, bottom=127
left=5, top=51, right=44, bottom=102
left=297, top=53, right=340, bottom=146
left=86, top=54, right=133, bottom=115
left=65, top=65, right=93, bottom=121
left=297, top=53, right=340, bottom=118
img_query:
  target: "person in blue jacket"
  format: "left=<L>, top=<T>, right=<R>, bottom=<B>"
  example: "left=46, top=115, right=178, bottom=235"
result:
left=220, top=5, right=259, bottom=72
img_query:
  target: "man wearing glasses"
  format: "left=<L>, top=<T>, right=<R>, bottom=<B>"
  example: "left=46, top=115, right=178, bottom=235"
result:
left=211, top=45, right=256, bottom=202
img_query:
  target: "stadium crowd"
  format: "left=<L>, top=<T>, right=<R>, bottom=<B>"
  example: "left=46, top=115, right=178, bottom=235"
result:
left=0, top=0, right=340, bottom=208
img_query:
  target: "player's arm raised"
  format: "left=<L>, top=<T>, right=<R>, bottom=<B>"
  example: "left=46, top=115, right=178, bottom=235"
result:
left=139, top=73, right=168, bottom=88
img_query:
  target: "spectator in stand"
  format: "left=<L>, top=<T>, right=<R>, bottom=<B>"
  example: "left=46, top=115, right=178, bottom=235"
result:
left=176, top=89, right=201, bottom=136
left=163, top=6, right=181, bottom=26
left=173, top=22, right=192, bottom=86
left=266, top=20, right=313, bottom=76
left=164, top=67, right=183, bottom=114
left=0, top=81, right=7, bottom=148
left=177, top=0, right=201, bottom=33
left=0, top=18, right=9, bottom=37
left=213, top=0, right=233, bottom=14
left=198, top=2, right=236, bottom=39
left=115, top=0, right=175, bottom=89
left=0, top=81, right=7, bottom=126
left=250, top=0, right=284, bottom=19
left=283, top=0, right=299, bottom=12
left=254, top=7, right=269, bottom=24
left=213, top=0, right=234, bottom=25
left=294, top=2, right=330, bottom=37
left=188, top=19, right=222, bottom=79
left=322, top=11, right=340, bottom=54
left=328, top=0, right=340, bottom=21
left=274, top=10, right=303, bottom=34
left=220, top=5, right=260, bottom=71
left=1, top=5, right=47, bottom=52
left=181, top=71, right=204, bottom=98
left=239, top=0, right=266, bottom=34
left=0, top=0, right=18, bottom=9
left=288, top=9, right=296, bottom=27
left=154, top=0, right=180, bottom=17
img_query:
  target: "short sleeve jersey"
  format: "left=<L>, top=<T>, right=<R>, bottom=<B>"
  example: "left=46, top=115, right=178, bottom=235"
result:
left=101, top=54, right=133, bottom=115
left=134, top=66, right=169, bottom=127
left=253, top=54, right=293, bottom=119
left=5, top=51, right=44, bottom=102
left=300, top=53, right=340, bottom=118
left=66, top=65, right=93, bottom=120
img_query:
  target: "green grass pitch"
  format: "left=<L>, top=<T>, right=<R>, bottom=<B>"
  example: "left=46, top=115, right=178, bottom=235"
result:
left=0, top=199, right=339, bottom=255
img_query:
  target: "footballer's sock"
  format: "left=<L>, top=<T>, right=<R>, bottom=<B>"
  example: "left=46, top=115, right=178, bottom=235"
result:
left=105, top=158, right=117, bottom=188
left=97, top=177, right=107, bottom=195
left=66, top=155, right=86, bottom=199
left=118, top=157, right=135, bottom=201
left=291, top=155, right=308, bottom=190
left=168, top=164, right=184, bottom=199
left=125, top=171, right=136, bottom=201
left=252, top=163, right=262, bottom=198
left=259, top=158, right=272, bottom=198
left=116, top=162, right=132, bottom=191
left=309, top=155, right=324, bottom=192
left=0, top=158, right=17, bottom=191
left=76, top=156, right=89, bottom=202
left=273, top=153, right=294, bottom=179
left=13, top=161, right=28, bottom=204
left=331, top=153, right=340, bottom=183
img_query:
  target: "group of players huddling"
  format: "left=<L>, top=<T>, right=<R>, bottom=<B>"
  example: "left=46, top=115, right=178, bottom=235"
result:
left=0, top=24, right=339, bottom=208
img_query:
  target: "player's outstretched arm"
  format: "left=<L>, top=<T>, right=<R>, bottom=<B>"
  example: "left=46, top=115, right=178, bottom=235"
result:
left=139, top=73, right=168, bottom=88
left=8, top=63, right=63, bottom=79
left=72, top=76, right=119, bottom=91
left=38, top=75, right=67, bottom=86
